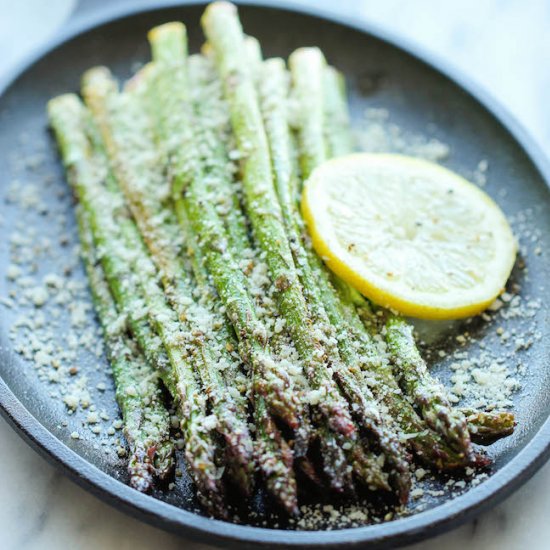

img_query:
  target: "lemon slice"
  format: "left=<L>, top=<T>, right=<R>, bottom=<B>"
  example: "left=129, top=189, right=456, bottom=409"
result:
left=302, top=153, right=517, bottom=319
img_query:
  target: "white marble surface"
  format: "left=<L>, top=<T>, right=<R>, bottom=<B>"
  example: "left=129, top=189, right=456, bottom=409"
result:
left=0, top=0, right=549, bottom=548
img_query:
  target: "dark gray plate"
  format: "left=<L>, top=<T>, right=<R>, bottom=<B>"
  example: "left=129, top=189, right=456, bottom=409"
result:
left=0, top=1, right=549, bottom=548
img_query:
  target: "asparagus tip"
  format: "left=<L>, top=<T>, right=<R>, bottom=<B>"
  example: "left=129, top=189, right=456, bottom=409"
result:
left=153, top=441, right=176, bottom=481
left=128, top=449, right=155, bottom=493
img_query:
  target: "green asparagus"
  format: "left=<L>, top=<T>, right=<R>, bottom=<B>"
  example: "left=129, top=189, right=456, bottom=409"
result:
left=147, top=22, right=300, bottom=513
left=257, top=56, right=410, bottom=499
left=202, top=0, right=355, bottom=442
left=462, top=409, right=516, bottom=444
left=385, top=314, right=472, bottom=457
left=244, top=32, right=349, bottom=490
left=290, top=46, right=477, bottom=465
left=49, top=93, right=227, bottom=516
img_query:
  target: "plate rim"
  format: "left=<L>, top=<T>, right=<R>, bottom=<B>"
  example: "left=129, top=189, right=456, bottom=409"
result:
left=1, top=1, right=549, bottom=548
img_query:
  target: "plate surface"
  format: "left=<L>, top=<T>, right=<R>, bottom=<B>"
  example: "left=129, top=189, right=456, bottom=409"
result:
left=0, top=2, right=549, bottom=548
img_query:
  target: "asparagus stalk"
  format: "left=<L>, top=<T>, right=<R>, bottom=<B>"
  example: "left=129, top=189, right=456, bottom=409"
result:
left=81, top=68, right=191, bottom=324
left=189, top=50, right=313, bottom=453
left=174, top=201, right=256, bottom=496
left=48, top=96, right=175, bottom=488
left=318, top=427, right=354, bottom=493
left=289, top=47, right=329, bottom=179
left=202, top=34, right=358, bottom=502
left=81, top=65, right=255, bottom=485
left=83, top=98, right=177, bottom=394
left=153, top=25, right=306, bottom=428
left=257, top=57, right=409, bottom=499
left=240, top=36, right=316, bottom=460
left=334, top=279, right=487, bottom=468
left=323, top=65, right=355, bottom=158
left=240, top=39, right=339, bottom=490
left=257, top=57, right=329, bottom=331
left=187, top=53, right=250, bottom=254
left=290, top=46, right=478, bottom=466
left=358, top=345, right=477, bottom=469
left=146, top=23, right=300, bottom=429
left=237, top=34, right=345, bottom=489
left=255, top=395, right=299, bottom=514
left=48, top=93, right=227, bottom=517
left=147, top=22, right=299, bottom=513
left=204, top=5, right=390, bottom=494
left=384, top=314, right=472, bottom=458
left=77, top=205, right=174, bottom=491
left=119, top=216, right=229, bottom=515
left=287, top=49, right=415, bottom=487
left=48, top=96, right=177, bottom=489
left=83, top=67, right=241, bottom=434
left=462, top=409, right=516, bottom=444
left=289, top=50, right=372, bottom=355
left=353, top=284, right=512, bottom=449
left=146, top=43, right=257, bottom=496
left=325, top=61, right=476, bottom=458
left=202, top=0, right=355, bottom=441
left=203, top=5, right=380, bottom=494
left=128, top=55, right=257, bottom=498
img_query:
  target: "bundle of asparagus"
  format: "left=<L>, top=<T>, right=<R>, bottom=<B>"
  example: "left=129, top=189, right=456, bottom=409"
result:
left=47, top=1, right=515, bottom=519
